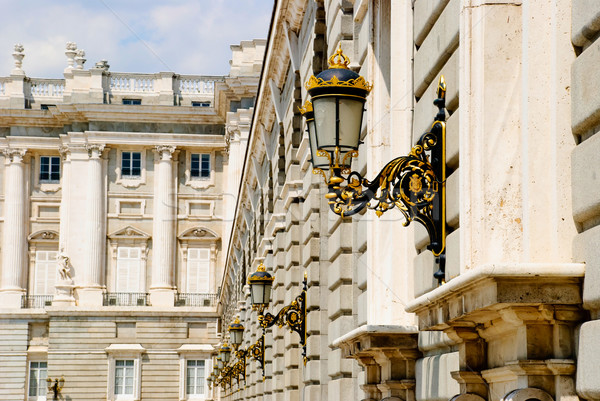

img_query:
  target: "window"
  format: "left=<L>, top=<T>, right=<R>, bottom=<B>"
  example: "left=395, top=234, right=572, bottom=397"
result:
left=186, top=360, right=206, bottom=397
left=187, top=248, right=210, bottom=293
left=28, top=361, right=47, bottom=399
left=115, top=360, right=135, bottom=397
left=39, top=156, right=60, bottom=182
left=121, top=152, right=142, bottom=177
left=106, top=344, right=144, bottom=401
left=122, top=99, right=141, bottom=105
left=34, top=251, right=57, bottom=295
left=190, top=154, right=210, bottom=179
left=191, top=101, right=211, bottom=107
left=116, top=247, right=141, bottom=293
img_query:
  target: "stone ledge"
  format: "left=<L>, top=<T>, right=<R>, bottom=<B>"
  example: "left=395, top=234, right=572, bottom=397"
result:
left=332, top=324, right=418, bottom=358
left=405, top=263, right=585, bottom=330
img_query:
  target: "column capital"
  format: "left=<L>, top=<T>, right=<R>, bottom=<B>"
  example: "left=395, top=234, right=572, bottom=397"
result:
left=155, top=145, right=176, bottom=160
left=1, top=148, right=28, bottom=163
left=85, top=144, right=106, bottom=159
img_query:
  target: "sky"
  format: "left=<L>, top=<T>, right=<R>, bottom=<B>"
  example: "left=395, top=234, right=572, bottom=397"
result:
left=0, top=0, right=274, bottom=78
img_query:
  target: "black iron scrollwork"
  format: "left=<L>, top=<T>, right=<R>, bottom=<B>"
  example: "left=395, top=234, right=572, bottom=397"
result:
left=258, top=274, right=308, bottom=364
left=322, top=77, right=447, bottom=281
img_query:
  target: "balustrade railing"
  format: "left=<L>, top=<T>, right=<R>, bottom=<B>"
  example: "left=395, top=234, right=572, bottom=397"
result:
left=29, top=78, right=65, bottom=97
left=178, top=76, right=219, bottom=95
left=103, top=292, right=149, bottom=306
left=174, top=293, right=218, bottom=307
left=21, top=295, right=53, bottom=308
left=0, top=78, right=8, bottom=95
left=110, top=74, right=155, bottom=92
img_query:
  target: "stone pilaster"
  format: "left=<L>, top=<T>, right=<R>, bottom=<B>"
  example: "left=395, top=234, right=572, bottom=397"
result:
left=0, top=149, right=29, bottom=307
left=150, top=145, right=177, bottom=306
left=78, top=144, right=107, bottom=306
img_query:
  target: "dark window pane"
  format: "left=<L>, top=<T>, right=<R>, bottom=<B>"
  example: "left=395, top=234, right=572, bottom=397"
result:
left=132, top=152, right=141, bottom=161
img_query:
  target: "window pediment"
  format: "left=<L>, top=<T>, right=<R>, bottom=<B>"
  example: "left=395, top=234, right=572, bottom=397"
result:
left=108, top=226, right=151, bottom=241
left=178, top=227, right=219, bottom=243
left=28, top=230, right=59, bottom=243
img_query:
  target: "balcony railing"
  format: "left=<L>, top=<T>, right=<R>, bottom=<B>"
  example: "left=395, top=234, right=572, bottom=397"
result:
left=110, top=73, right=156, bottom=92
left=29, top=78, right=65, bottom=97
left=174, top=293, right=218, bottom=307
left=21, top=295, right=53, bottom=309
left=103, top=292, right=150, bottom=306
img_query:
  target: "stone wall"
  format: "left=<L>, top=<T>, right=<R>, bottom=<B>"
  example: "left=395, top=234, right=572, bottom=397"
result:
left=572, top=1, right=600, bottom=399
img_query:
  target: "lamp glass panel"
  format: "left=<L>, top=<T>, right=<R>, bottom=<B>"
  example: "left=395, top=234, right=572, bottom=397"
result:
left=263, top=282, right=272, bottom=306
left=230, top=330, right=242, bottom=346
left=308, top=119, right=330, bottom=168
left=313, top=97, right=338, bottom=150
left=250, top=282, right=265, bottom=305
left=338, top=97, right=364, bottom=150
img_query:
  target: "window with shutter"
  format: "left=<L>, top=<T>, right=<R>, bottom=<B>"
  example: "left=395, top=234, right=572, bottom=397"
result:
left=116, top=247, right=141, bottom=292
left=34, top=251, right=58, bottom=295
left=187, top=248, right=210, bottom=293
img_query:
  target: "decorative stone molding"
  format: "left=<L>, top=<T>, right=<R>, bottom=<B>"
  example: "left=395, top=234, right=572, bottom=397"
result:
left=333, top=325, right=421, bottom=401
left=449, top=393, right=487, bottom=401
left=502, top=388, right=554, bottom=401
left=75, top=49, right=86, bottom=69
left=28, top=230, right=59, bottom=243
left=155, top=145, right=176, bottom=159
left=1, top=148, right=28, bottom=163
left=12, top=43, right=25, bottom=74
left=65, top=42, right=77, bottom=71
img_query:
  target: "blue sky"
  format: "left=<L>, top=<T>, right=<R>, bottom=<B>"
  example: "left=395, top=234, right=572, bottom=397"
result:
left=0, top=0, right=273, bottom=78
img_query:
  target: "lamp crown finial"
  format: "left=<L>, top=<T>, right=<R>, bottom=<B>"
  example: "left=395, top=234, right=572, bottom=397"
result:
left=257, top=262, right=266, bottom=272
left=328, top=45, right=350, bottom=69
left=299, top=100, right=313, bottom=115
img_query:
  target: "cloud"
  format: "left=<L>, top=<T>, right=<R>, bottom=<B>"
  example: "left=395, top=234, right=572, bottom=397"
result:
left=0, top=0, right=272, bottom=78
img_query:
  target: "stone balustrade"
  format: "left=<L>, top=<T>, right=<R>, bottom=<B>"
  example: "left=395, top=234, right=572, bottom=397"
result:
left=0, top=69, right=224, bottom=109
left=29, top=78, right=65, bottom=97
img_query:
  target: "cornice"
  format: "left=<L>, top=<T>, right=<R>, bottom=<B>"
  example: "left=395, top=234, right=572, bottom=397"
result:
left=0, top=103, right=226, bottom=127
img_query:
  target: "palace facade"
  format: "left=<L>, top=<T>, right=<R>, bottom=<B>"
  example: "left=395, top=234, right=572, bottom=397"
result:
left=216, top=1, right=600, bottom=401
left=0, top=39, right=264, bottom=400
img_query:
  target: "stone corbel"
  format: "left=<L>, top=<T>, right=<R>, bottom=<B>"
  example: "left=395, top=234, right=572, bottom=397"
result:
left=445, top=326, right=488, bottom=399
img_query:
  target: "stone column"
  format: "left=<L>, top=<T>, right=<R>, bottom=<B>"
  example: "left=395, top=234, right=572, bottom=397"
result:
left=78, top=144, right=106, bottom=306
left=0, top=148, right=28, bottom=307
left=150, top=145, right=176, bottom=306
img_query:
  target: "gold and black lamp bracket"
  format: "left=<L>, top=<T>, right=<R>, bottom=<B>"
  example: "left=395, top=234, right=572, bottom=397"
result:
left=216, top=334, right=266, bottom=388
left=303, top=45, right=448, bottom=283
left=258, top=273, right=308, bottom=364
left=46, top=376, right=65, bottom=401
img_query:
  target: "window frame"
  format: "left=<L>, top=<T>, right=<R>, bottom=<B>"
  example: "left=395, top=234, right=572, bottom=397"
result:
left=184, top=151, right=215, bottom=189
left=32, top=154, right=62, bottom=193
left=176, top=345, right=213, bottom=401
left=39, top=156, right=61, bottom=183
left=116, top=149, right=147, bottom=188
left=105, top=344, right=145, bottom=401
left=27, top=360, right=48, bottom=400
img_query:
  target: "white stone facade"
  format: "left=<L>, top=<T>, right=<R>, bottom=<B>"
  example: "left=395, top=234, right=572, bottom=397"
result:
left=0, top=40, right=265, bottom=400
left=217, top=1, right=598, bottom=401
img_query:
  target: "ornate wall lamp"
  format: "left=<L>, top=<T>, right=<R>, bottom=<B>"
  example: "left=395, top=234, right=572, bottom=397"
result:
left=213, top=319, right=266, bottom=388
left=46, top=376, right=65, bottom=401
left=247, top=263, right=308, bottom=364
left=302, top=47, right=448, bottom=282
